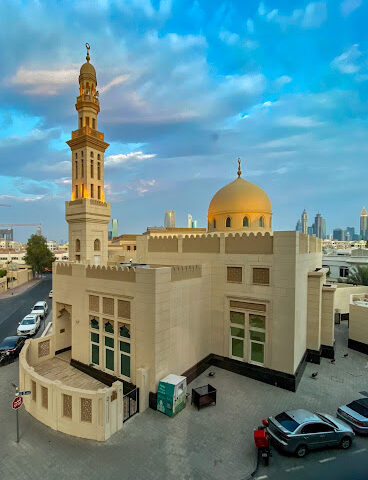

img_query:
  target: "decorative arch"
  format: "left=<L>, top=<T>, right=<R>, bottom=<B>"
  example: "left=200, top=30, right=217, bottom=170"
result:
left=226, top=217, right=231, bottom=228
left=259, top=216, right=264, bottom=227
left=94, top=238, right=101, bottom=251
left=243, top=216, right=249, bottom=227
left=75, top=239, right=80, bottom=252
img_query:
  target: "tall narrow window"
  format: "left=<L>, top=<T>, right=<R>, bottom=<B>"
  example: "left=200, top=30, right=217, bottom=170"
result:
left=75, top=161, right=78, bottom=179
left=90, top=151, right=94, bottom=158
left=94, top=239, right=101, bottom=251
left=75, top=185, right=78, bottom=199
left=81, top=184, right=85, bottom=198
left=86, top=117, right=90, bottom=126
left=79, top=117, right=82, bottom=128
left=213, top=219, right=216, bottom=229
left=97, top=154, right=100, bottom=160
left=243, top=216, right=249, bottom=227
left=259, top=217, right=264, bottom=227
left=92, top=118, right=96, bottom=129
left=90, top=332, right=99, bottom=365
left=75, top=239, right=80, bottom=252
left=120, top=341, right=131, bottom=378
left=90, top=160, right=94, bottom=178
left=230, top=311, right=245, bottom=360
left=91, top=184, right=94, bottom=198
left=98, top=186, right=101, bottom=200
left=104, top=336, right=114, bottom=372
left=226, top=217, right=231, bottom=228
left=81, top=159, right=84, bottom=177
left=97, top=163, right=101, bottom=180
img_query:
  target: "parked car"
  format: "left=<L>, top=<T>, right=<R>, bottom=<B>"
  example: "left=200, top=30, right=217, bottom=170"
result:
left=43, top=267, right=52, bottom=273
left=0, top=336, right=27, bottom=365
left=17, top=314, right=41, bottom=336
left=266, top=409, right=354, bottom=457
left=337, top=398, right=368, bottom=435
left=49, top=290, right=53, bottom=298
left=31, top=301, right=48, bottom=319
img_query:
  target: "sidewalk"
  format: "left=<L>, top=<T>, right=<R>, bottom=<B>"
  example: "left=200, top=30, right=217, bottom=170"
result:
left=0, top=278, right=42, bottom=300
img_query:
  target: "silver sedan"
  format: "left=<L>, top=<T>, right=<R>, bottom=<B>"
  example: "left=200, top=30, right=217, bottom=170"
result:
left=266, top=409, right=354, bottom=457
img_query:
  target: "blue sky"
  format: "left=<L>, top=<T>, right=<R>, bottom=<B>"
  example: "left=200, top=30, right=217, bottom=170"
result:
left=0, top=0, right=367, bottom=241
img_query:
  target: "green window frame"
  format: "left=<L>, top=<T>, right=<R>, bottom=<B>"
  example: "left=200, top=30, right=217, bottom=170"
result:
left=90, top=332, right=99, bottom=365
left=231, top=338, right=244, bottom=359
left=120, top=353, right=130, bottom=378
left=105, top=336, right=114, bottom=348
left=250, top=330, right=265, bottom=364
left=230, top=326, right=245, bottom=338
left=104, top=321, right=114, bottom=334
left=120, top=341, right=131, bottom=354
left=249, top=314, right=266, bottom=329
left=90, top=317, right=99, bottom=330
left=105, top=348, right=114, bottom=371
left=91, top=332, right=99, bottom=343
left=119, top=323, right=130, bottom=339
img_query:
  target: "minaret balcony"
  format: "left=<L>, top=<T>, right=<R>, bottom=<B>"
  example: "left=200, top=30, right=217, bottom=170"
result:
left=71, top=126, right=104, bottom=141
left=77, top=93, right=99, bottom=105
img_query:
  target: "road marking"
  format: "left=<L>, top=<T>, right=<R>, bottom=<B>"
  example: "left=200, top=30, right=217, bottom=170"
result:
left=255, top=476, right=268, bottom=479
left=285, top=466, right=304, bottom=472
left=319, top=456, right=336, bottom=463
left=351, top=448, right=367, bottom=455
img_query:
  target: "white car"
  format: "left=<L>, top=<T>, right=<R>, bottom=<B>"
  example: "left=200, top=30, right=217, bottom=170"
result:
left=49, top=290, right=53, bottom=298
left=31, top=301, right=48, bottom=319
left=17, top=314, right=40, bottom=336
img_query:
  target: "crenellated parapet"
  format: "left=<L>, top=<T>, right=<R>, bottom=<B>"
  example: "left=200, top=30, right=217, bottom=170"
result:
left=171, top=265, right=202, bottom=281
left=55, top=262, right=73, bottom=275
left=225, top=231, right=273, bottom=254
left=86, top=264, right=136, bottom=282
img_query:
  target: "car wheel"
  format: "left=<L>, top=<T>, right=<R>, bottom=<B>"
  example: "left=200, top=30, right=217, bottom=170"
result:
left=295, top=444, right=308, bottom=457
left=340, top=437, right=352, bottom=450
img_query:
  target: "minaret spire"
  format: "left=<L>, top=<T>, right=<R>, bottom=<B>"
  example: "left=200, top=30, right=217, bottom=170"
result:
left=85, top=42, right=90, bottom=62
left=237, top=157, right=241, bottom=178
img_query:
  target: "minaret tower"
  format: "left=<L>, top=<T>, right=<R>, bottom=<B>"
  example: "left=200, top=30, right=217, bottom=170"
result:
left=66, top=44, right=111, bottom=265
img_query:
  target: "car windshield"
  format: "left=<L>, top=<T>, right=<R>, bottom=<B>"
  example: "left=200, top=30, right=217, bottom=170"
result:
left=274, top=412, right=300, bottom=432
left=347, top=399, right=368, bottom=418
left=0, top=338, right=17, bottom=349
left=21, top=319, right=35, bottom=325
left=33, top=306, right=43, bottom=310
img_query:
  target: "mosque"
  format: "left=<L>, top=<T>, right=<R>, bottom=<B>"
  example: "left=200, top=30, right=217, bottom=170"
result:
left=19, top=47, right=340, bottom=441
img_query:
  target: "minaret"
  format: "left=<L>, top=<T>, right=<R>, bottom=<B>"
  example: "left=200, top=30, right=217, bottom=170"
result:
left=301, top=209, right=308, bottom=234
left=65, top=44, right=111, bottom=265
left=360, top=207, right=368, bottom=240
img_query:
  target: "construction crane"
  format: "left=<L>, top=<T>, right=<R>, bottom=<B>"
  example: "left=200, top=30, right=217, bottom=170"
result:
left=0, top=224, right=41, bottom=228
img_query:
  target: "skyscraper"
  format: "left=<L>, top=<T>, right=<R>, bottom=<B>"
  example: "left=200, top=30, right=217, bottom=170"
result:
left=295, top=219, right=302, bottom=232
left=360, top=207, right=367, bottom=240
left=187, top=214, right=193, bottom=229
left=192, top=220, right=198, bottom=228
left=312, top=213, right=326, bottom=239
left=346, top=227, right=355, bottom=241
left=164, top=210, right=176, bottom=228
left=301, top=209, right=308, bottom=234
left=111, top=218, right=118, bottom=238
left=333, top=228, right=345, bottom=241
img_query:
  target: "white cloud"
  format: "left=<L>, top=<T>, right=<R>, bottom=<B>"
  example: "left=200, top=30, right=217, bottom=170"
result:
left=219, top=30, right=240, bottom=45
left=274, top=75, right=292, bottom=88
left=105, top=151, right=156, bottom=168
left=246, top=18, right=255, bottom=34
left=277, top=115, right=324, bottom=127
left=5, top=67, right=79, bottom=95
left=331, top=44, right=362, bottom=74
left=340, top=0, right=362, bottom=16
left=258, top=2, right=327, bottom=29
left=100, top=74, right=130, bottom=94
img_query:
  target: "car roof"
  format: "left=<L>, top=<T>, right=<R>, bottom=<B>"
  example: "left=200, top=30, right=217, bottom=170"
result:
left=34, top=301, right=45, bottom=306
left=22, top=315, right=36, bottom=321
left=1, top=336, right=19, bottom=344
left=285, top=409, right=321, bottom=424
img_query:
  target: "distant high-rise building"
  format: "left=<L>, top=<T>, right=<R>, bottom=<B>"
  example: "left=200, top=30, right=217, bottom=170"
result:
left=295, top=219, right=302, bottom=232
left=111, top=218, right=119, bottom=238
left=0, top=228, right=13, bottom=241
left=301, top=209, right=308, bottom=234
left=333, top=228, right=345, bottom=241
left=192, top=220, right=198, bottom=228
left=36, top=225, right=42, bottom=236
left=308, top=226, right=314, bottom=235
left=164, top=210, right=176, bottom=228
left=360, top=207, right=367, bottom=240
left=346, top=227, right=355, bottom=241
left=108, top=231, right=112, bottom=241
left=187, top=214, right=193, bottom=229
left=313, top=213, right=326, bottom=239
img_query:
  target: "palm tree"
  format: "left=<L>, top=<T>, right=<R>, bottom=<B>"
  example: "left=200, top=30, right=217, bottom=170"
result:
left=347, top=265, right=368, bottom=286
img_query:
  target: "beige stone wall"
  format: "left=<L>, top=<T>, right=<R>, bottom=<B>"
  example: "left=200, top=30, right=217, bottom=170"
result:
left=321, top=286, right=336, bottom=347
left=0, top=276, right=7, bottom=293
left=333, top=285, right=368, bottom=314
left=7, top=268, right=33, bottom=289
left=349, top=304, right=368, bottom=344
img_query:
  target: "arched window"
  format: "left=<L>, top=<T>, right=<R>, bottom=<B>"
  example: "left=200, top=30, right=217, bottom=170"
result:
left=213, top=219, right=216, bottom=229
left=259, top=217, right=264, bottom=227
left=226, top=217, right=231, bottom=228
left=97, top=154, right=100, bottom=160
left=90, top=160, right=94, bottom=178
left=75, top=161, right=78, bottom=179
left=75, top=239, right=80, bottom=252
left=90, top=151, right=94, bottom=158
left=243, top=216, right=249, bottom=227
left=94, top=239, right=101, bottom=251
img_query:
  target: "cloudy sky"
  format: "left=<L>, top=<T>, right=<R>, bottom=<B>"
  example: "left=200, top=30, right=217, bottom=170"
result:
left=0, top=0, right=367, bottom=241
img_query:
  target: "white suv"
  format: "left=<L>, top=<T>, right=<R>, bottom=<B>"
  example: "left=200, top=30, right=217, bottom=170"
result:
left=17, top=314, right=40, bottom=336
left=31, top=301, right=48, bottom=319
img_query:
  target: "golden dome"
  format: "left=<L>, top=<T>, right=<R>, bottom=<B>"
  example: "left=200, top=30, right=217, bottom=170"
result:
left=80, top=61, right=96, bottom=76
left=208, top=176, right=272, bottom=215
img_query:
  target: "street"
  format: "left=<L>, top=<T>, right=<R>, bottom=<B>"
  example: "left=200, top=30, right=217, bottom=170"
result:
left=0, top=276, right=52, bottom=341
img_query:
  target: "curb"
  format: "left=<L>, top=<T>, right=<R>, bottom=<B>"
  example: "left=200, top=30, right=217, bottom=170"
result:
left=0, top=278, right=43, bottom=300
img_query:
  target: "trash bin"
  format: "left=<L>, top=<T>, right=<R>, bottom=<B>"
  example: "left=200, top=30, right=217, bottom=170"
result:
left=157, top=374, right=187, bottom=417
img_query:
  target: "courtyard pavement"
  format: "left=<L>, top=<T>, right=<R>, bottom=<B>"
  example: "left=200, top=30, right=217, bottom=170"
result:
left=0, top=322, right=367, bottom=480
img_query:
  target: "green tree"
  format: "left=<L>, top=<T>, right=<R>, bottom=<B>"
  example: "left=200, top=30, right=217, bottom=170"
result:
left=0, top=269, right=6, bottom=278
left=24, top=234, right=55, bottom=275
left=347, top=265, right=368, bottom=286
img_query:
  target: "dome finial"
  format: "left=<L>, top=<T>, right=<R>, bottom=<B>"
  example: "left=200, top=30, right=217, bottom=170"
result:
left=85, top=43, right=90, bottom=62
left=237, top=157, right=241, bottom=178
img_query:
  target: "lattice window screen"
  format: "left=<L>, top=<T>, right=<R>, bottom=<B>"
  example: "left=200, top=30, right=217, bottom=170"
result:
left=63, top=394, right=72, bottom=418
left=252, top=268, right=270, bottom=285
left=89, top=295, right=99, bottom=312
left=81, top=398, right=92, bottom=423
left=117, top=299, right=131, bottom=319
left=41, top=386, right=48, bottom=409
left=227, top=266, right=242, bottom=283
left=103, top=297, right=114, bottom=316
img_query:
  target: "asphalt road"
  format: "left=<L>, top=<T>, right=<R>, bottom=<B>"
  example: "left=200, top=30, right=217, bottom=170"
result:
left=0, top=276, right=52, bottom=342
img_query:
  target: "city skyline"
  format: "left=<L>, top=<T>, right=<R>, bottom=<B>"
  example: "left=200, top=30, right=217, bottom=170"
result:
left=0, top=1, right=368, bottom=241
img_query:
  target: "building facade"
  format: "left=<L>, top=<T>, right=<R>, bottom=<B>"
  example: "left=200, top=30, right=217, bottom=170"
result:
left=20, top=47, right=343, bottom=441
left=360, top=207, right=367, bottom=240
left=164, top=210, right=176, bottom=228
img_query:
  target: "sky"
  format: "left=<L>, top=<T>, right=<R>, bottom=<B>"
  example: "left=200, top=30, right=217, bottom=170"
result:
left=0, top=0, right=367, bottom=242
